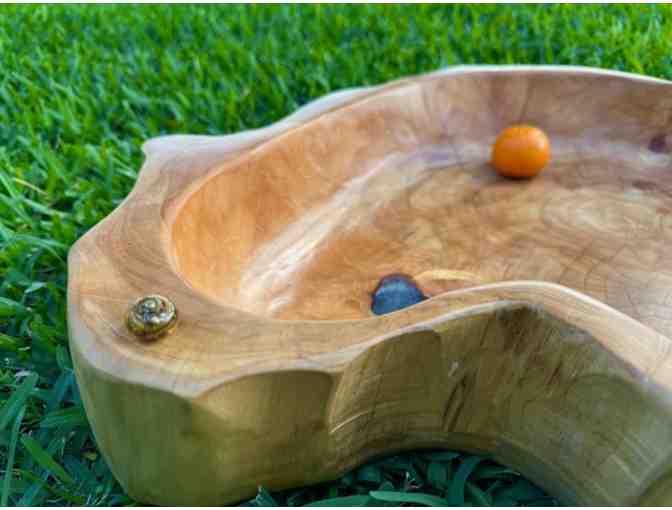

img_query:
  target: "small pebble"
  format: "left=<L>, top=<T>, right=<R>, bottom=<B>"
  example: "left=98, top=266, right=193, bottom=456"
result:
left=371, top=274, right=427, bottom=316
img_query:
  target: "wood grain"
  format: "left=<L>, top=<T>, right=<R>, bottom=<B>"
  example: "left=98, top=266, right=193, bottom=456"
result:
left=68, top=66, right=672, bottom=505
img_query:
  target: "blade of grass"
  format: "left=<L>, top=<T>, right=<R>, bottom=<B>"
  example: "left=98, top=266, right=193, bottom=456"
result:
left=427, top=461, right=449, bottom=491
left=494, top=479, right=547, bottom=502
left=448, top=455, right=484, bottom=505
left=473, top=465, right=519, bottom=481
left=356, top=465, right=382, bottom=485
left=0, top=296, right=29, bottom=318
left=304, top=495, right=372, bottom=507
left=40, top=405, right=87, bottom=428
left=466, top=481, right=492, bottom=506
left=20, top=435, right=75, bottom=485
left=0, top=372, right=37, bottom=430
left=15, top=469, right=86, bottom=505
left=252, top=486, right=278, bottom=506
left=369, top=490, right=450, bottom=506
left=45, top=372, right=72, bottom=412
left=1, top=405, right=25, bottom=506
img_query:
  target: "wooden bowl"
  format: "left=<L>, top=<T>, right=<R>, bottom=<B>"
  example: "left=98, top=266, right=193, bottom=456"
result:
left=68, top=66, right=672, bottom=506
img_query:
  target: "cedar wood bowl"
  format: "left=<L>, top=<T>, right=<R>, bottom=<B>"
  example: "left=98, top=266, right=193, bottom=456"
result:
left=68, top=66, right=672, bottom=506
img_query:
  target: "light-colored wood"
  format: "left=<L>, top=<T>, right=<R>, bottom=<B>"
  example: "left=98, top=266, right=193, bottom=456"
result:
left=67, top=66, right=672, bottom=506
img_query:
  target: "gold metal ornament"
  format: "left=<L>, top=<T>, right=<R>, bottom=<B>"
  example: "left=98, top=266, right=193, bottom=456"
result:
left=126, top=294, right=178, bottom=340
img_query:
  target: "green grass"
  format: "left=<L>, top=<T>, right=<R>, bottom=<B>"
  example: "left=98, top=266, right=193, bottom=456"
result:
left=1, top=4, right=671, bottom=506
left=243, top=452, right=555, bottom=507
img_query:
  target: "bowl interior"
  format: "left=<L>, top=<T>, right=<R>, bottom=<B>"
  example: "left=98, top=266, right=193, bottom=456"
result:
left=171, top=71, right=672, bottom=323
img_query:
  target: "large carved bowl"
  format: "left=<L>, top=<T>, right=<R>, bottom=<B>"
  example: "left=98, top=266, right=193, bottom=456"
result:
left=68, top=66, right=672, bottom=505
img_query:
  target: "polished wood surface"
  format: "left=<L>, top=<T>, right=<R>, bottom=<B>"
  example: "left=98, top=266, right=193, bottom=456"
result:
left=68, top=66, right=672, bottom=505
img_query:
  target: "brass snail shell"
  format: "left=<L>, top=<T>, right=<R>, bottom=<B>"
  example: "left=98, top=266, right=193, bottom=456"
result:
left=126, top=294, right=178, bottom=340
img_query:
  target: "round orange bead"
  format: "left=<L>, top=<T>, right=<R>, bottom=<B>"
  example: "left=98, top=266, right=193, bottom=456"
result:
left=491, top=125, right=551, bottom=179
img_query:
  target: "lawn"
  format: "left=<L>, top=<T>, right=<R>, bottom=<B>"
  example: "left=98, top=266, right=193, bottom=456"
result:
left=1, top=4, right=671, bottom=506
